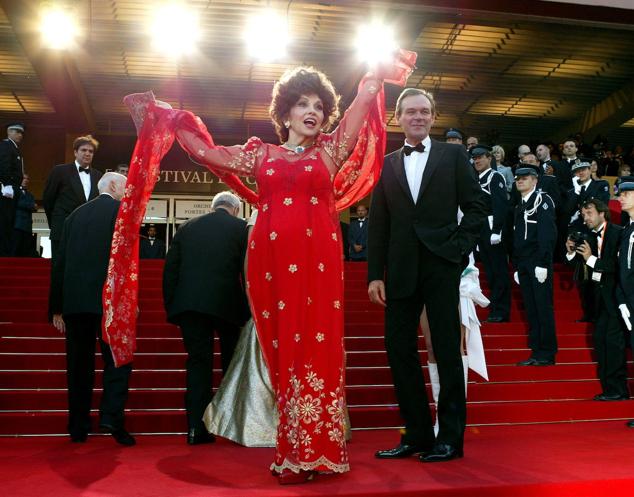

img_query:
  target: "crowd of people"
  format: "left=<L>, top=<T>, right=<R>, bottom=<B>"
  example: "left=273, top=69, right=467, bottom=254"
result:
left=2, top=49, right=634, bottom=487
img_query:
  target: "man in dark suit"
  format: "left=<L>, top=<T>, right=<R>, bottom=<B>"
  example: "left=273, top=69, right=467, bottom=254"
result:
left=0, top=123, right=24, bottom=256
left=536, top=143, right=572, bottom=192
left=163, top=191, right=249, bottom=445
left=569, top=199, right=627, bottom=401
left=565, top=160, right=611, bottom=323
left=43, top=135, right=103, bottom=261
left=368, top=88, right=487, bottom=463
left=513, top=167, right=558, bottom=366
left=472, top=145, right=510, bottom=322
left=50, top=172, right=135, bottom=446
left=140, top=224, right=166, bottom=259
left=12, top=174, right=37, bottom=257
left=348, top=204, right=369, bottom=261
left=616, top=179, right=634, bottom=428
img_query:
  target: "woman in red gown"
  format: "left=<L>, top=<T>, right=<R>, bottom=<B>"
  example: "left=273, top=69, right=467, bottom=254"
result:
left=104, top=52, right=416, bottom=485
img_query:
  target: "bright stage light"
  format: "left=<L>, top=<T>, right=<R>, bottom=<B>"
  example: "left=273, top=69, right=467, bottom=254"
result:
left=150, top=3, right=200, bottom=58
left=39, top=8, right=79, bottom=50
left=355, top=21, right=398, bottom=68
left=244, top=10, right=289, bottom=62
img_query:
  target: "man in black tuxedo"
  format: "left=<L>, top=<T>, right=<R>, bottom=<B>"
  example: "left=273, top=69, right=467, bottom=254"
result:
left=50, top=172, right=135, bottom=446
left=368, top=88, right=487, bottom=463
left=569, top=199, right=627, bottom=401
left=140, top=224, right=166, bottom=259
left=536, top=143, right=572, bottom=192
left=472, top=145, right=510, bottom=323
left=565, top=161, right=611, bottom=322
left=0, top=123, right=24, bottom=256
left=348, top=204, right=369, bottom=261
left=561, top=139, right=581, bottom=174
left=43, top=135, right=103, bottom=262
left=163, top=191, right=249, bottom=445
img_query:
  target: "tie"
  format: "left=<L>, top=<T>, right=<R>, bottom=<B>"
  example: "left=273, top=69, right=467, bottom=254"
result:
left=580, top=185, right=586, bottom=195
left=404, top=143, right=425, bottom=156
left=78, top=167, right=90, bottom=174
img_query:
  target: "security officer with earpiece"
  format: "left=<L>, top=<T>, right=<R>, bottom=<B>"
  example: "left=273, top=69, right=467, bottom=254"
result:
left=512, top=165, right=558, bottom=366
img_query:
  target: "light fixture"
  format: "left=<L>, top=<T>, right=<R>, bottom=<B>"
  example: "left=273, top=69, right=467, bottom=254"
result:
left=39, top=8, right=79, bottom=50
left=150, top=3, right=200, bottom=58
left=355, top=21, right=398, bottom=68
left=244, top=10, right=289, bottom=62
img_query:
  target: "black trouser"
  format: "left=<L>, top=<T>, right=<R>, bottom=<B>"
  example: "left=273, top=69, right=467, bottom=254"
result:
left=517, top=261, right=557, bottom=361
left=479, top=234, right=511, bottom=319
left=178, top=311, right=241, bottom=432
left=64, top=313, right=132, bottom=437
left=385, top=243, right=465, bottom=449
left=11, top=229, right=35, bottom=257
left=578, top=278, right=596, bottom=321
left=593, top=291, right=628, bottom=397
left=0, top=196, right=16, bottom=256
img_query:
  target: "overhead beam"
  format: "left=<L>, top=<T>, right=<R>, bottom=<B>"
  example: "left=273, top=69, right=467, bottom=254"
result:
left=0, top=0, right=96, bottom=132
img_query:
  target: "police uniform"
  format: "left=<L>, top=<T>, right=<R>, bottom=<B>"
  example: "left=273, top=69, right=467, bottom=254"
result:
left=513, top=167, right=557, bottom=364
left=0, top=123, right=24, bottom=256
left=474, top=146, right=510, bottom=322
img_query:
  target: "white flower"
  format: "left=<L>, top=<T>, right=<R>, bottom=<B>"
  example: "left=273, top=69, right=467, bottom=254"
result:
left=310, top=196, right=318, bottom=205
left=294, top=333, right=301, bottom=342
left=333, top=300, right=341, bottom=309
left=269, top=231, right=278, bottom=240
left=318, top=262, right=325, bottom=272
left=328, top=427, right=344, bottom=444
left=197, top=148, right=205, bottom=157
left=306, top=228, right=312, bottom=237
left=283, top=197, right=293, bottom=206
left=266, top=168, right=275, bottom=175
left=278, top=300, right=286, bottom=310
left=249, top=240, right=255, bottom=249
left=331, top=232, right=338, bottom=241
left=316, top=332, right=325, bottom=342
left=307, top=296, right=312, bottom=305
left=262, top=203, right=269, bottom=212
left=288, top=264, right=298, bottom=273
left=298, top=394, right=322, bottom=423
left=305, top=165, right=313, bottom=172
left=272, top=339, right=278, bottom=349
left=265, top=272, right=272, bottom=281
left=262, top=310, right=270, bottom=319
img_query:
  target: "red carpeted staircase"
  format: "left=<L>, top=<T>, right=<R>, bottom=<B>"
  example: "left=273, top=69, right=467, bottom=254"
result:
left=0, top=257, right=632, bottom=436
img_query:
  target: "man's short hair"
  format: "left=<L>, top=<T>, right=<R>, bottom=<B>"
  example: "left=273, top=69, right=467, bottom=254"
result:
left=582, top=198, right=611, bottom=222
left=395, top=88, right=436, bottom=118
left=73, top=135, right=99, bottom=152
left=97, top=172, right=126, bottom=194
left=212, top=191, right=241, bottom=211
left=518, top=144, right=531, bottom=156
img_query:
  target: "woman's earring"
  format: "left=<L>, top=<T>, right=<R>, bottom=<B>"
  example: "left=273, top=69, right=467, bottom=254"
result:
left=284, top=121, right=290, bottom=129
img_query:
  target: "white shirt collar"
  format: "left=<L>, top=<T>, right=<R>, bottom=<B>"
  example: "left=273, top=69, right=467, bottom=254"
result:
left=403, top=135, right=432, bottom=151
left=75, top=160, right=89, bottom=170
left=593, top=222, right=606, bottom=234
left=580, top=178, right=592, bottom=187
left=521, top=187, right=536, bottom=202
left=478, top=168, right=491, bottom=179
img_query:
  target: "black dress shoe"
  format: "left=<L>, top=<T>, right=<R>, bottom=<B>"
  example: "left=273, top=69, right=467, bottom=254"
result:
left=593, top=393, right=629, bottom=401
left=419, top=443, right=463, bottom=463
left=533, top=359, right=555, bottom=366
left=70, top=432, right=87, bottom=443
left=100, top=424, right=136, bottom=446
left=516, top=358, right=537, bottom=366
left=375, top=443, right=428, bottom=459
left=486, top=316, right=508, bottom=323
left=626, top=420, right=634, bottom=428
left=187, top=429, right=216, bottom=445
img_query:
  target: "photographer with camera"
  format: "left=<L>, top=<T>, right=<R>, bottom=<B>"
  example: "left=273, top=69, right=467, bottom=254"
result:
left=513, top=167, right=557, bottom=366
left=566, top=199, right=628, bottom=401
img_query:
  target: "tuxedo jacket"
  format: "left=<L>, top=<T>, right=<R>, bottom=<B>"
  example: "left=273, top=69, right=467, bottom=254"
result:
left=140, top=237, right=166, bottom=259
left=0, top=138, right=23, bottom=188
left=163, top=209, right=249, bottom=327
left=368, top=140, right=488, bottom=298
left=541, top=159, right=572, bottom=191
left=50, top=194, right=119, bottom=316
left=587, top=223, right=622, bottom=315
left=42, top=163, right=103, bottom=241
left=348, top=218, right=369, bottom=259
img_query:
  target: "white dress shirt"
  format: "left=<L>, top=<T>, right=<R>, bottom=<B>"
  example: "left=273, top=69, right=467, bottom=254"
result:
left=75, top=160, right=91, bottom=201
left=403, top=135, right=432, bottom=203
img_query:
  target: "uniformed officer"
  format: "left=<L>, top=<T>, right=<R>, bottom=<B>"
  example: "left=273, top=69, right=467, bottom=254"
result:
left=615, top=177, right=634, bottom=428
left=445, top=128, right=463, bottom=145
left=566, top=160, right=611, bottom=323
left=0, top=123, right=25, bottom=256
left=513, top=167, right=557, bottom=366
left=472, top=145, right=510, bottom=322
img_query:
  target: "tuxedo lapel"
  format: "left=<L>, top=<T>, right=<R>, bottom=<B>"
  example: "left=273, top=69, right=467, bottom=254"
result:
left=68, top=164, right=87, bottom=203
left=391, top=148, right=415, bottom=204
left=416, top=140, right=444, bottom=203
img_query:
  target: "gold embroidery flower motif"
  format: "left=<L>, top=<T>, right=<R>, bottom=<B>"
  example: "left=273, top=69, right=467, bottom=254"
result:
left=250, top=240, right=255, bottom=249
left=288, top=264, right=298, bottom=273
left=266, top=168, right=275, bottom=176
left=283, top=197, right=293, bottom=206
left=265, top=272, right=272, bottom=281
left=298, top=394, right=323, bottom=423
left=294, top=333, right=301, bottom=342
left=278, top=300, right=286, bottom=310
left=316, top=332, right=325, bottom=342
left=262, top=310, right=270, bottom=318
left=197, top=148, right=205, bottom=157
left=307, top=296, right=312, bottom=305
left=306, top=228, right=312, bottom=237
left=310, top=196, right=318, bottom=205
left=262, top=203, right=269, bottom=211
left=333, top=300, right=341, bottom=309
left=272, top=339, right=278, bottom=349
left=318, top=262, right=325, bottom=272
left=305, top=165, right=313, bottom=172
left=269, top=231, right=278, bottom=240
left=331, top=232, right=338, bottom=241
left=328, top=427, right=344, bottom=444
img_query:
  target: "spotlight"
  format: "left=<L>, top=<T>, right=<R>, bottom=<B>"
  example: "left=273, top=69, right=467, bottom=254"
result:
left=39, top=8, right=79, bottom=50
left=355, top=21, right=398, bottom=68
left=244, top=10, right=289, bottom=62
left=150, top=3, right=200, bottom=58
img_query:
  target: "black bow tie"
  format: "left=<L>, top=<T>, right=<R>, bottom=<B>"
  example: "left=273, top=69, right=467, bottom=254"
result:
left=404, top=143, right=425, bottom=156
left=78, top=167, right=90, bottom=174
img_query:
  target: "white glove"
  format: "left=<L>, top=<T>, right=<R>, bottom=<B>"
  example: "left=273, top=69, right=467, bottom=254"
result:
left=619, top=304, right=632, bottom=331
left=535, top=266, right=547, bottom=284
left=490, top=233, right=502, bottom=245
left=513, top=271, right=520, bottom=285
left=1, top=184, right=14, bottom=198
left=573, top=176, right=581, bottom=194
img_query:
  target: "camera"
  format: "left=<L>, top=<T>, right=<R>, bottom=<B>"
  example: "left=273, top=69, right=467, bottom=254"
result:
left=568, top=231, right=591, bottom=249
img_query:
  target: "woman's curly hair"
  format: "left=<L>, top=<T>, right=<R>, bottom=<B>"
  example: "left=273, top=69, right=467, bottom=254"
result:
left=269, top=66, right=340, bottom=143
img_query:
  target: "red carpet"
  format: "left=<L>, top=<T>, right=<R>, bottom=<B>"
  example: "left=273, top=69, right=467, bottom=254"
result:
left=2, top=424, right=634, bottom=497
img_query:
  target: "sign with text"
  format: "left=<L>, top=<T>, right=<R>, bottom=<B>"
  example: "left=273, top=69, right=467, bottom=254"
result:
left=144, top=199, right=168, bottom=221
left=175, top=200, right=214, bottom=219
